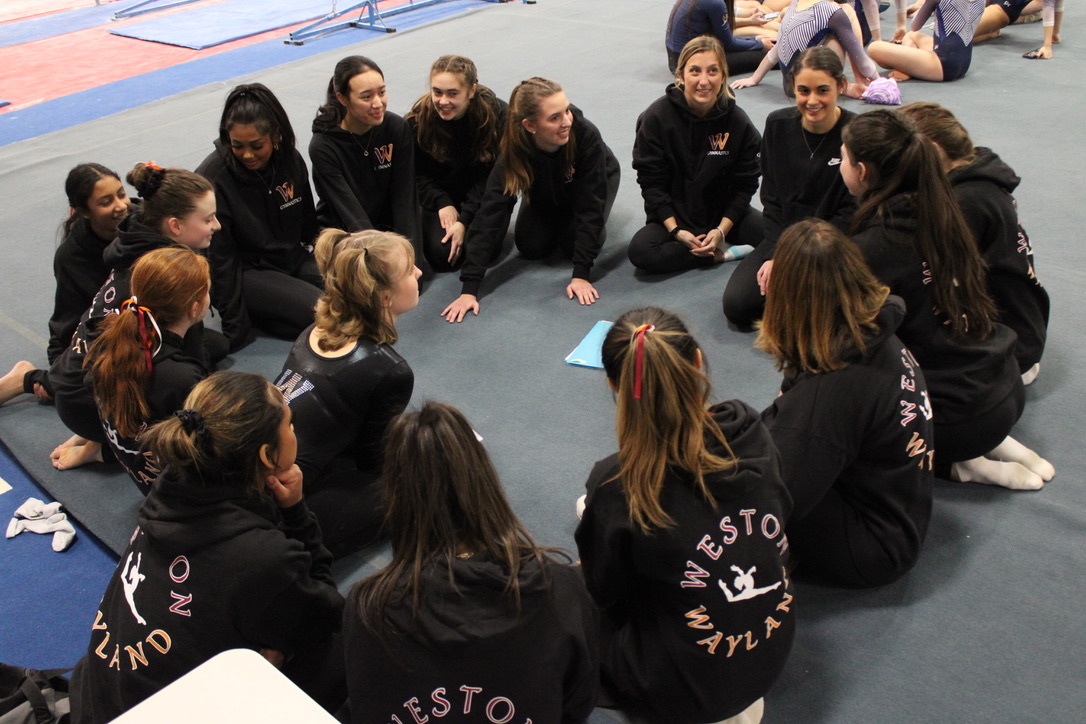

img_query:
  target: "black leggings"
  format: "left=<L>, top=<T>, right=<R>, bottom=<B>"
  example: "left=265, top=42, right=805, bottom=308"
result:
left=243, top=257, right=322, bottom=340
left=419, top=208, right=464, bottom=274
left=786, top=487, right=922, bottom=588
left=722, top=237, right=775, bottom=331
left=513, top=164, right=620, bottom=264
left=934, top=381, right=1025, bottom=476
left=305, top=459, right=385, bottom=559
left=628, top=209, right=763, bottom=274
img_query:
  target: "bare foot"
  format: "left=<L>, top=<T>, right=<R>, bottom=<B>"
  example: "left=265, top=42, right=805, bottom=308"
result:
left=0, top=361, right=37, bottom=405
left=51, top=438, right=104, bottom=470
left=888, top=69, right=911, bottom=82
left=844, top=81, right=868, bottom=99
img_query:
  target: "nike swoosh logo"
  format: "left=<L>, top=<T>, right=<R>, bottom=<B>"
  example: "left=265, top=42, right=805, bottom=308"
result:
left=828, top=158, right=842, bottom=166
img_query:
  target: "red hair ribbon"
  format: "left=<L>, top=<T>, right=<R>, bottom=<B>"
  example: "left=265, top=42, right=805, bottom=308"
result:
left=632, top=323, right=655, bottom=401
left=121, top=297, right=155, bottom=374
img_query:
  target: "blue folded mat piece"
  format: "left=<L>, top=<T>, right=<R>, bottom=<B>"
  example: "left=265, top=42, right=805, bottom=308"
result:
left=110, top=0, right=355, bottom=49
left=0, top=3, right=118, bottom=49
left=566, top=321, right=613, bottom=369
left=0, top=101, right=9, bottom=109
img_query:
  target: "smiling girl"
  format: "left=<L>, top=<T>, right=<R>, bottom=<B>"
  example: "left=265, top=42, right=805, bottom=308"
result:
left=629, top=36, right=763, bottom=274
left=310, top=56, right=418, bottom=246
left=724, top=47, right=857, bottom=329
left=406, top=56, right=507, bottom=274
left=441, top=77, right=620, bottom=322
left=48, top=163, right=225, bottom=471
left=196, top=83, right=320, bottom=350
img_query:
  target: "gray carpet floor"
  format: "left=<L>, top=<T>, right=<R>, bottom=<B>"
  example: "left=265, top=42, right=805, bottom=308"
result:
left=0, top=0, right=1083, bottom=720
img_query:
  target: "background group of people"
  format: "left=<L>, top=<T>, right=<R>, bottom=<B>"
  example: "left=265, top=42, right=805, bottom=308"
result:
left=0, top=9, right=1058, bottom=721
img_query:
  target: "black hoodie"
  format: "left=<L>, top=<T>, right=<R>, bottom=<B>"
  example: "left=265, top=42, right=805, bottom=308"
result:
left=47, top=218, right=113, bottom=364
left=99, top=329, right=208, bottom=493
left=632, top=85, right=761, bottom=232
left=343, top=554, right=599, bottom=723
left=70, top=468, right=343, bottom=724
left=48, top=214, right=194, bottom=400
left=196, top=142, right=319, bottom=351
left=406, top=94, right=508, bottom=226
left=575, top=400, right=794, bottom=723
left=949, top=147, right=1049, bottom=372
left=851, top=197, right=1021, bottom=425
left=458, top=106, right=620, bottom=296
left=762, top=298, right=934, bottom=587
left=309, top=112, right=419, bottom=243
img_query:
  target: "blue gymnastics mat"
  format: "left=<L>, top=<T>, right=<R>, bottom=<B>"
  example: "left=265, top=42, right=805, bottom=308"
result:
left=0, top=3, right=118, bottom=49
left=110, top=0, right=356, bottom=49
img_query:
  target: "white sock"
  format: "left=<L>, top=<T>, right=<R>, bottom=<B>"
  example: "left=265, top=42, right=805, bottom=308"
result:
left=14, top=497, right=63, bottom=520
left=723, top=244, right=754, bottom=262
left=6, top=518, right=25, bottom=539
left=951, top=457, right=1043, bottom=490
left=575, top=494, right=587, bottom=520
left=986, top=436, right=1055, bottom=481
left=53, top=527, right=77, bottom=552
left=1021, top=363, right=1040, bottom=386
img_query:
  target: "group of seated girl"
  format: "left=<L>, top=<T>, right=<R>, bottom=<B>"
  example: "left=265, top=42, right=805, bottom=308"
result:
left=689, top=0, right=1064, bottom=95
left=0, top=35, right=1058, bottom=724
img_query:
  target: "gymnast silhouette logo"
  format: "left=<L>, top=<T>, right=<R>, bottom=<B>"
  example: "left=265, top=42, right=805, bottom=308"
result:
left=718, top=565, right=781, bottom=602
left=276, top=181, right=295, bottom=203
left=122, top=552, right=148, bottom=626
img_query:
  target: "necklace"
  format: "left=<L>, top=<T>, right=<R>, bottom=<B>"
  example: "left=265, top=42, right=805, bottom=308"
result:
left=347, top=128, right=373, bottom=158
left=249, top=160, right=276, bottom=195
left=800, top=128, right=827, bottom=160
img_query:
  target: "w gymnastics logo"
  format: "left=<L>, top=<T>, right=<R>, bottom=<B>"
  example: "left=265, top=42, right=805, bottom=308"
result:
left=374, top=144, right=394, bottom=165
left=276, top=182, right=294, bottom=203
left=708, top=133, right=730, bottom=151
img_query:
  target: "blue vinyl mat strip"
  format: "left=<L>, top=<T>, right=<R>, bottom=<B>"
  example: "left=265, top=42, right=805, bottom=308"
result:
left=0, top=2, right=119, bottom=49
left=109, top=0, right=337, bottom=50
left=0, top=0, right=487, bottom=146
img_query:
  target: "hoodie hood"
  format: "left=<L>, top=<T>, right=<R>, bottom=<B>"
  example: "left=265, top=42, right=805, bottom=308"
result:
left=385, top=553, right=551, bottom=649
left=949, top=147, right=1020, bottom=194
left=138, top=467, right=279, bottom=553
left=103, top=213, right=178, bottom=270
left=665, top=82, right=734, bottom=122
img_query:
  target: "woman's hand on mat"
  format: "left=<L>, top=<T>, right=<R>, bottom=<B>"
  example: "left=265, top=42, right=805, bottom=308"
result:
left=757, top=260, right=774, bottom=296
left=566, top=278, right=600, bottom=305
left=443, top=221, right=466, bottom=262
left=260, top=649, right=286, bottom=668
left=266, top=464, right=304, bottom=508
left=731, top=77, right=759, bottom=91
left=442, top=294, right=480, bottom=323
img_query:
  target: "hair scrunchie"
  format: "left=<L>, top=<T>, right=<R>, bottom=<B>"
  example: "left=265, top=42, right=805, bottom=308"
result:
left=174, top=409, right=208, bottom=438
left=142, top=162, right=167, bottom=200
